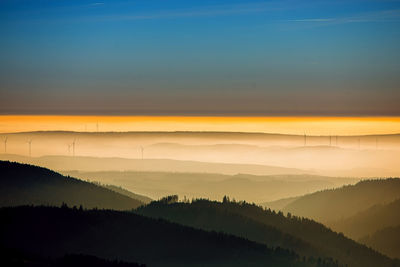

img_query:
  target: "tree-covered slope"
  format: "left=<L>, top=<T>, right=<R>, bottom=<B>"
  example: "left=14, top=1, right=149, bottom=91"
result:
left=1, top=247, right=146, bottom=267
left=360, top=225, right=400, bottom=259
left=101, top=184, right=152, bottom=204
left=332, top=198, right=400, bottom=240
left=0, top=160, right=144, bottom=210
left=136, top=197, right=397, bottom=267
left=0, top=205, right=337, bottom=267
left=283, top=179, right=400, bottom=223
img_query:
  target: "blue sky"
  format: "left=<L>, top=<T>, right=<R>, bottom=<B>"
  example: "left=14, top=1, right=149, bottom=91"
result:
left=0, top=0, right=399, bottom=115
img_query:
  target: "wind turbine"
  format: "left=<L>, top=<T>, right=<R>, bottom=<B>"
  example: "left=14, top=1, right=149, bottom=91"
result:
left=72, top=139, right=76, bottom=157
left=140, top=146, right=144, bottom=160
left=329, top=135, right=332, bottom=146
left=303, top=132, right=307, bottom=147
left=27, top=139, right=32, bottom=157
left=3, top=137, right=7, bottom=154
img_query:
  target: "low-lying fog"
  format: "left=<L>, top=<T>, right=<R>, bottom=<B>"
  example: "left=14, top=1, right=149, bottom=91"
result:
left=1, top=131, right=399, bottom=177
left=1, top=131, right=399, bottom=202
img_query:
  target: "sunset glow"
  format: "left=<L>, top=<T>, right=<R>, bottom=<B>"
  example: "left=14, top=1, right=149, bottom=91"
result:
left=1, top=115, right=400, bottom=135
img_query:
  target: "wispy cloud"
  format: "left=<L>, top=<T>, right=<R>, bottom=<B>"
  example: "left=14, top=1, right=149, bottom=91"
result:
left=289, top=9, right=400, bottom=26
left=86, top=2, right=280, bottom=22
left=90, top=2, right=105, bottom=6
left=289, top=18, right=335, bottom=22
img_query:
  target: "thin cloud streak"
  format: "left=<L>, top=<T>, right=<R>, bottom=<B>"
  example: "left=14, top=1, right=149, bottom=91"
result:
left=92, top=3, right=279, bottom=22
left=289, top=9, right=400, bottom=26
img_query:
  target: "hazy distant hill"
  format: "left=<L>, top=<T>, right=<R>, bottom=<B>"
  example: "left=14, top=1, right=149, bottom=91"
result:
left=260, top=196, right=300, bottom=211
left=101, top=184, right=152, bottom=204
left=136, top=198, right=396, bottom=267
left=2, top=130, right=400, bottom=177
left=62, top=170, right=358, bottom=203
left=328, top=198, right=400, bottom=259
left=360, top=225, right=400, bottom=259
left=282, top=179, right=400, bottom=223
left=332, top=198, right=400, bottom=240
left=0, top=205, right=337, bottom=267
left=0, top=154, right=309, bottom=175
left=0, top=161, right=144, bottom=210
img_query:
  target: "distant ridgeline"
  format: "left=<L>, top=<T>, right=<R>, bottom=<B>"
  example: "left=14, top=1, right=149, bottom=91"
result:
left=136, top=197, right=399, bottom=267
left=282, top=179, right=400, bottom=223
left=0, top=160, right=145, bottom=210
left=260, top=178, right=400, bottom=260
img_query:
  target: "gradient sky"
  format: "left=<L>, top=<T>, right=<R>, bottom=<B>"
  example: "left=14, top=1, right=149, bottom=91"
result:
left=1, top=0, right=400, bottom=116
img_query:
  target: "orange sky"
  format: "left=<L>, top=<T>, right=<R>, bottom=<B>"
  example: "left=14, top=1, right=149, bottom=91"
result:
left=0, top=115, right=400, bottom=135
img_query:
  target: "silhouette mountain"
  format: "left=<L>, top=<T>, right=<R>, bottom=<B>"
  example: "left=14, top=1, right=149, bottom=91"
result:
left=326, top=198, right=400, bottom=259
left=136, top=197, right=398, bottom=267
left=101, top=184, right=152, bottom=204
left=282, top=179, right=400, bottom=223
left=0, top=205, right=339, bottom=267
left=62, top=170, right=357, bottom=203
left=0, top=154, right=308, bottom=175
left=332, top=198, right=400, bottom=240
left=0, top=160, right=145, bottom=210
left=360, top=225, right=400, bottom=259
left=2, top=247, right=146, bottom=267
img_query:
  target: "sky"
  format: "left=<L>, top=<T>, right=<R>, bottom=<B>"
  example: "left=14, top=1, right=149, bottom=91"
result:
left=0, top=0, right=400, bottom=116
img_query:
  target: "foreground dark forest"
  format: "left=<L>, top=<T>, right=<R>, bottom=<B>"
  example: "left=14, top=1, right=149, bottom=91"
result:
left=136, top=197, right=395, bottom=267
left=1, top=205, right=340, bottom=267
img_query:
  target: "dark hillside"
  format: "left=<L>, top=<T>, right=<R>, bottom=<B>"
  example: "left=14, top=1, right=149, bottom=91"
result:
left=0, top=160, right=143, bottom=210
left=332, top=198, right=400, bottom=240
left=136, top=198, right=396, bottom=267
left=0, top=205, right=338, bottom=267
left=283, top=179, right=400, bottom=223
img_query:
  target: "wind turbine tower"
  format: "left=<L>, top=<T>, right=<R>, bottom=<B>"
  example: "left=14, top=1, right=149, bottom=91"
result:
left=28, top=139, right=32, bottom=157
left=140, top=146, right=144, bottom=160
left=3, top=137, right=7, bottom=153
left=329, top=135, right=332, bottom=146
left=303, top=132, right=307, bottom=147
left=72, top=139, right=76, bottom=157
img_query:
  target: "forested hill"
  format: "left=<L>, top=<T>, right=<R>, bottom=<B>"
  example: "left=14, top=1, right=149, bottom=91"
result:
left=102, top=184, right=152, bottom=204
left=0, top=160, right=144, bottom=210
left=1, top=247, right=146, bottom=267
left=360, top=225, right=400, bottom=259
left=333, top=198, right=400, bottom=240
left=0, top=205, right=339, bottom=267
left=282, top=178, right=400, bottom=223
left=136, top=197, right=398, bottom=267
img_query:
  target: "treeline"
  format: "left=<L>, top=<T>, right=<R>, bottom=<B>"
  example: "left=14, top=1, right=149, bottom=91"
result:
left=282, top=178, right=400, bottom=223
left=136, top=196, right=397, bottom=267
left=333, top=198, right=400, bottom=240
left=360, top=225, right=400, bottom=259
left=1, top=247, right=146, bottom=267
left=0, top=160, right=144, bottom=210
left=274, top=178, right=400, bottom=259
left=0, top=205, right=339, bottom=267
